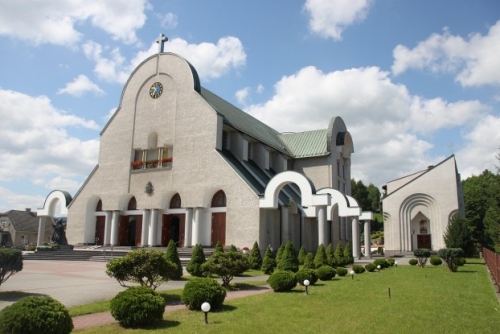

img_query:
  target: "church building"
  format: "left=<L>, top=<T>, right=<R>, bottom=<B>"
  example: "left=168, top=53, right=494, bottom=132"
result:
left=38, top=35, right=362, bottom=253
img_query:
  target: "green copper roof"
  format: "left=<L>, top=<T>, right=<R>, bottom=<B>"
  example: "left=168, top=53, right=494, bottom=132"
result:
left=279, top=130, right=329, bottom=158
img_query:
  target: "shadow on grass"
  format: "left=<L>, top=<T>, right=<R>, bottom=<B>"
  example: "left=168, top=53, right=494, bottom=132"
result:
left=150, top=319, right=181, bottom=330
left=226, top=283, right=269, bottom=291
left=163, top=294, right=182, bottom=305
left=0, top=291, right=47, bottom=302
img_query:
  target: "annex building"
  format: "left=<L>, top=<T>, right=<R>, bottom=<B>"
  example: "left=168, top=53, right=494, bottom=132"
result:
left=37, top=35, right=372, bottom=255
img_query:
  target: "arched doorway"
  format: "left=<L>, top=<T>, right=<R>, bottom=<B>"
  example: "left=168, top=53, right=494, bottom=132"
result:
left=162, top=194, right=185, bottom=247
left=94, top=200, right=105, bottom=245
left=211, top=190, right=226, bottom=247
left=118, top=197, right=142, bottom=246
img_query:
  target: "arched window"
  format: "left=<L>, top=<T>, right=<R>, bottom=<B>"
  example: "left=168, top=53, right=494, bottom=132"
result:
left=96, top=200, right=103, bottom=212
left=127, top=197, right=137, bottom=210
left=211, top=190, right=226, bottom=207
left=170, top=193, right=181, bottom=208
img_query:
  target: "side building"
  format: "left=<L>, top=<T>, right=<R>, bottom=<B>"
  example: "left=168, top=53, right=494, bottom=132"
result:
left=1, top=209, right=52, bottom=247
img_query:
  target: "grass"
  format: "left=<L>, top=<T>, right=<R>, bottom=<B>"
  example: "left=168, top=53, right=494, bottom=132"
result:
left=73, top=259, right=500, bottom=333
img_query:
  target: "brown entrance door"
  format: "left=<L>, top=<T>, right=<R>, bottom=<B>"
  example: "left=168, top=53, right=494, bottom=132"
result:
left=211, top=213, right=226, bottom=248
left=417, top=234, right=431, bottom=249
left=134, top=216, right=142, bottom=246
left=118, top=216, right=128, bottom=246
left=95, top=216, right=105, bottom=245
left=161, top=214, right=186, bottom=247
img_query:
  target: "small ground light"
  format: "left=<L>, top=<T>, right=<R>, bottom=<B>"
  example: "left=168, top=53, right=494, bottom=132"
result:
left=377, top=265, right=381, bottom=273
left=350, top=270, right=355, bottom=280
left=201, top=302, right=211, bottom=325
left=304, top=279, right=310, bottom=295
left=395, top=260, right=398, bottom=268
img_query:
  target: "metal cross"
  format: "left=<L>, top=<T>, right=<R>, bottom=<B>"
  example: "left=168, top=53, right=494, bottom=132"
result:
left=156, top=33, right=168, bottom=54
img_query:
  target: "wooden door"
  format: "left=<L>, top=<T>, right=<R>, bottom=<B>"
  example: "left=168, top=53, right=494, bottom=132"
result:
left=211, top=213, right=226, bottom=247
left=134, top=216, right=142, bottom=246
left=161, top=215, right=171, bottom=247
left=417, top=234, right=431, bottom=249
left=95, top=216, right=105, bottom=245
left=178, top=215, right=185, bottom=247
left=118, top=216, right=129, bottom=246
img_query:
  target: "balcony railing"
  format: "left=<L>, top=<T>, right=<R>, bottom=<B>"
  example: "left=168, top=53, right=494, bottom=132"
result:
left=131, top=158, right=172, bottom=170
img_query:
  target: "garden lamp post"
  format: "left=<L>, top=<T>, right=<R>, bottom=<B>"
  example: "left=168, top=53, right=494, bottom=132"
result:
left=395, top=260, right=398, bottom=268
left=304, top=279, right=310, bottom=295
left=350, top=270, right=355, bottom=280
left=201, top=302, right=211, bottom=324
left=377, top=265, right=381, bottom=273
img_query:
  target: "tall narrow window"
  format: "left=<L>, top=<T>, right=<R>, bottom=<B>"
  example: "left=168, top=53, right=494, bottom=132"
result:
left=211, top=190, right=226, bottom=207
left=170, top=193, right=181, bottom=208
left=127, top=197, right=137, bottom=210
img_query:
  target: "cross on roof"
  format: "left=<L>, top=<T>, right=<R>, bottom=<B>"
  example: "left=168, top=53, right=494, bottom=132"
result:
left=155, top=33, right=168, bottom=54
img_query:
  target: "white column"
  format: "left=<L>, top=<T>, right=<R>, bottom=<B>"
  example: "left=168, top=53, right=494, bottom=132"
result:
left=317, top=205, right=328, bottom=246
left=281, top=206, right=289, bottom=242
left=351, top=217, right=361, bottom=259
left=184, top=208, right=193, bottom=247
left=37, top=217, right=46, bottom=246
left=364, top=220, right=372, bottom=259
left=192, top=208, right=202, bottom=245
left=141, top=209, right=150, bottom=247
left=104, top=211, right=112, bottom=246
left=110, top=211, right=120, bottom=246
left=149, top=209, right=158, bottom=246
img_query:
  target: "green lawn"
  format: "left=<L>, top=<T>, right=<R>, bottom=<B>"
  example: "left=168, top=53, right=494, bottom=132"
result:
left=74, top=260, right=500, bottom=333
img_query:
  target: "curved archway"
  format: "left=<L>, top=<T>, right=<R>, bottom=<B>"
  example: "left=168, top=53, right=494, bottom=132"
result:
left=38, top=190, right=73, bottom=216
left=162, top=193, right=185, bottom=247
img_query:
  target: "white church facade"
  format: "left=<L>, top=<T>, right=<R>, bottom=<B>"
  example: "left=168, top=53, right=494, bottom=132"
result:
left=382, top=155, right=465, bottom=256
left=36, top=35, right=373, bottom=255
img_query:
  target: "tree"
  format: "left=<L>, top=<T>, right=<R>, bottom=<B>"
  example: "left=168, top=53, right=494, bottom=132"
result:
left=165, top=239, right=183, bottom=279
left=438, top=248, right=465, bottom=272
left=413, top=248, right=431, bottom=268
left=303, top=252, right=315, bottom=269
left=484, top=205, right=500, bottom=253
left=314, top=244, right=328, bottom=268
left=343, top=243, right=354, bottom=265
left=105, top=249, right=177, bottom=290
left=275, top=243, right=285, bottom=265
left=334, top=243, right=344, bottom=266
left=0, top=249, right=23, bottom=288
left=277, top=241, right=299, bottom=272
left=297, top=245, right=307, bottom=265
left=443, top=213, right=475, bottom=257
left=261, top=245, right=276, bottom=274
left=186, top=244, right=206, bottom=277
left=248, top=241, right=263, bottom=270
left=201, top=251, right=250, bottom=286
left=228, top=244, right=238, bottom=252
left=213, top=241, right=224, bottom=255
left=326, top=243, right=337, bottom=267
left=351, top=179, right=381, bottom=212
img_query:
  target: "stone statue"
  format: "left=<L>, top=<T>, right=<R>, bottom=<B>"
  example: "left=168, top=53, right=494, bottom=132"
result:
left=51, top=217, right=68, bottom=245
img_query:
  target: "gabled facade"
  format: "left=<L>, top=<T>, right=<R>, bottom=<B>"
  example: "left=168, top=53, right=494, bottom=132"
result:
left=0, top=209, right=52, bottom=247
left=382, top=155, right=465, bottom=255
left=62, top=49, right=355, bottom=252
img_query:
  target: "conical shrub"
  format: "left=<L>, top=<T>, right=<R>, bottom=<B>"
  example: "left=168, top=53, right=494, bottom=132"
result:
left=165, top=239, right=183, bottom=279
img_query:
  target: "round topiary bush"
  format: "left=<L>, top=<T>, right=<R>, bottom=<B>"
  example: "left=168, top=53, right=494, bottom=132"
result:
left=336, top=267, right=348, bottom=277
left=373, top=258, right=388, bottom=269
left=430, top=256, right=443, bottom=266
left=409, top=259, right=418, bottom=266
left=295, top=268, right=318, bottom=286
left=110, top=286, right=165, bottom=328
left=365, top=263, right=376, bottom=272
left=352, top=264, right=365, bottom=274
left=0, top=296, right=73, bottom=334
left=386, top=258, right=395, bottom=267
left=267, top=270, right=297, bottom=292
left=181, top=277, right=227, bottom=311
left=316, top=265, right=336, bottom=281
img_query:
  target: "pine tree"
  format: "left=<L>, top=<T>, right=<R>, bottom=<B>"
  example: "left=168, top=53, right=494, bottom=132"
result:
left=229, top=244, right=238, bottom=252
left=314, top=244, right=328, bottom=268
left=275, top=243, right=285, bottom=265
left=165, top=239, right=183, bottom=279
left=444, top=213, right=475, bottom=257
left=213, top=241, right=224, bottom=257
left=248, top=241, right=263, bottom=270
left=303, top=252, right=315, bottom=269
left=326, top=243, right=337, bottom=267
left=186, top=244, right=206, bottom=277
left=278, top=241, right=299, bottom=272
left=334, top=243, right=344, bottom=266
left=297, top=245, right=307, bottom=265
left=343, top=242, right=354, bottom=265
left=261, top=245, right=276, bottom=274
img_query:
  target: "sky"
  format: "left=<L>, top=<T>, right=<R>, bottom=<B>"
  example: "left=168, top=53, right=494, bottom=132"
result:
left=0, top=0, right=499, bottom=212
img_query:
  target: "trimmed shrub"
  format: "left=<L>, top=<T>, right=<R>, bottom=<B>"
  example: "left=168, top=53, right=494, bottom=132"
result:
left=372, top=258, right=388, bottom=269
left=409, top=259, right=418, bottom=266
left=438, top=248, right=465, bottom=272
left=0, top=248, right=23, bottom=288
left=110, top=286, right=165, bottom=328
left=248, top=241, right=263, bottom=270
left=228, top=244, right=238, bottom=252
left=413, top=248, right=431, bottom=268
left=314, top=244, right=328, bottom=268
left=336, top=267, right=348, bottom=277
left=316, top=265, right=336, bottom=281
left=298, top=246, right=307, bottom=265
left=213, top=241, right=224, bottom=256
left=201, top=251, right=250, bottom=286
left=261, top=245, right=277, bottom=275
left=186, top=244, right=206, bottom=277
left=267, top=270, right=297, bottom=292
left=343, top=243, right=354, bottom=265
left=181, top=277, right=226, bottom=310
left=430, top=256, right=443, bottom=266
left=277, top=241, right=299, bottom=272
left=387, top=258, right=396, bottom=267
left=165, top=239, right=183, bottom=279
left=326, top=243, right=337, bottom=267
left=0, top=296, right=72, bottom=334
left=303, top=252, right=315, bottom=269
left=295, top=268, right=318, bottom=286
left=334, top=244, right=344, bottom=266
left=352, top=264, right=365, bottom=274
left=365, top=263, right=376, bottom=272
left=275, top=244, right=285, bottom=265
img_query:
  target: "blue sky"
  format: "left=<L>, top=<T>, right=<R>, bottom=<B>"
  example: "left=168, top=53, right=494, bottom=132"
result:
left=0, top=0, right=499, bottom=212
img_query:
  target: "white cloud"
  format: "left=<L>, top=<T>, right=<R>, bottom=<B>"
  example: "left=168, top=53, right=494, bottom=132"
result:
left=235, top=87, right=250, bottom=105
left=44, top=176, right=81, bottom=192
left=0, top=0, right=148, bottom=46
left=0, top=89, right=99, bottom=190
left=0, top=187, right=46, bottom=213
left=392, top=21, right=500, bottom=87
left=83, top=41, right=130, bottom=84
left=156, top=12, right=178, bottom=29
left=303, top=0, right=373, bottom=40
left=245, top=65, right=489, bottom=186
left=256, top=84, right=265, bottom=94
left=57, top=74, right=105, bottom=97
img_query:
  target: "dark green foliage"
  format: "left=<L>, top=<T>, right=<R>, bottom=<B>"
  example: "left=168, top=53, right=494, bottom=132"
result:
left=303, top=252, right=315, bottom=269
left=444, top=213, right=475, bottom=257
left=352, top=265, right=365, bottom=274
left=315, top=265, right=336, bottom=281
left=186, top=244, right=206, bottom=277
left=298, top=245, right=307, bottom=265
left=409, top=259, right=418, bottom=266
left=343, top=243, right=354, bottom=265
left=181, top=277, right=226, bottom=310
left=430, top=256, right=443, bottom=266
left=326, top=243, right=337, bottom=267
left=277, top=241, right=299, bottom=272
left=336, top=267, right=348, bottom=276
left=351, top=179, right=381, bottom=212
left=275, top=244, right=285, bottom=265
left=201, top=251, right=250, bottom=286
left=105, top=249, right=177, bottom=289
left=314, top=244, right=328, bottom=268
left=229, top=244, right=238, bottom=252
left=0, top=296, right=72, bottom=334
left=110, top=286, right=165, bottom=328
left=365, top=263, right=376, bottom=272
left=295, top=268, right=318, bottom=285
left=0, top=248, right=23, bottom=287
left=372, top=258, right=388, bottom=269
left=413, top=248, right=431, bottom=267
left=484, top=204, right=500, bottom=253
left=267, top=270, right=297, bottom=292
left=213, top=241, right=224, bottom=255
left=387, top=258, right=396, bottom=267
left=334, top=243, right=344, bottom=266
left=438, top=248, right=465, bottom=272
left=165, top=239, right=183, bottom=279
left=261, top=245, right=276, bottom=275
left=248, top=241, right=263, bottom=270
